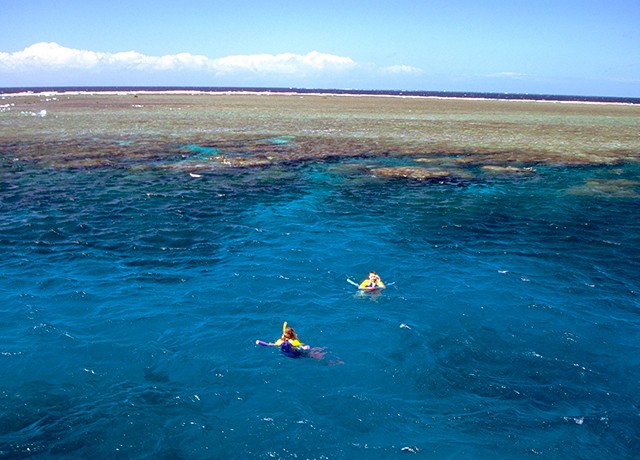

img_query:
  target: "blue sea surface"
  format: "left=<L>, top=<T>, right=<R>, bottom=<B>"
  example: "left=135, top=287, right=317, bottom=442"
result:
left=1, top=155, right=640, bottom=457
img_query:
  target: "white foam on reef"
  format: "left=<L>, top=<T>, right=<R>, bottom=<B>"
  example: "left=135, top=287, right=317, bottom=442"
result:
left=20, top=109, right=47, bottom=117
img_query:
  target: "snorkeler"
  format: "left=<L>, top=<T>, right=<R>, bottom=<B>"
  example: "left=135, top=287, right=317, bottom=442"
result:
left=256, top=321, right=310, bottom=357
left=274, top=322, right=306, bottom=348
left=358, top=271, right=386, bottom=290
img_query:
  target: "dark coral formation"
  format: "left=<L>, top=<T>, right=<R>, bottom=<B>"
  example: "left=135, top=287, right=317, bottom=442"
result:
left=2, top=93, right=639, bottom=176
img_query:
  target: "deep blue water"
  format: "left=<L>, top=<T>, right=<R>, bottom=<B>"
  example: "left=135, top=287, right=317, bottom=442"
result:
left=1, top=156, right=640, bottom=458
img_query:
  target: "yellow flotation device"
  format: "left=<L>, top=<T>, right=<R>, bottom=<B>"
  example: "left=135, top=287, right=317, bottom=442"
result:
left=359, top=279, right=386, bottom=290
left=275, top=338, right=303, bottom=347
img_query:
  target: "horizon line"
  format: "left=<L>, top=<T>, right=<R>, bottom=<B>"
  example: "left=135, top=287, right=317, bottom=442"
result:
left=1, top=85, right=639, bottom=104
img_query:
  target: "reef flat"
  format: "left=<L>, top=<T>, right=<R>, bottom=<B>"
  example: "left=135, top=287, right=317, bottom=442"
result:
left=1, top=92, right=639, bottom=179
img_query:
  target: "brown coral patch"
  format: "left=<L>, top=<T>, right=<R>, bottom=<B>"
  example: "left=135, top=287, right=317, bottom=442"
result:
left=371, top=166, right=474, bottom=181
left=480, top=165, right=536, bottom=175
left=567, top=179, right=640, bottom=198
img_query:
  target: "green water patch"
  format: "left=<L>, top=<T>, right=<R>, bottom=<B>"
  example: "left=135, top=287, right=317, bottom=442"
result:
left=181, top=144, right=222, bottom=159
left=265, top=135, right=296, bottom=145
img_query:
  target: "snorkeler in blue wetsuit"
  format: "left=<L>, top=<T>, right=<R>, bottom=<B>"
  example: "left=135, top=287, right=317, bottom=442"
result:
left=256, top=322, right=310, bottom=358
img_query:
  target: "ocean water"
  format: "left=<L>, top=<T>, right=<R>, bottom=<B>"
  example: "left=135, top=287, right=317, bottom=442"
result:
left=1, top=94, right=640, bottom=458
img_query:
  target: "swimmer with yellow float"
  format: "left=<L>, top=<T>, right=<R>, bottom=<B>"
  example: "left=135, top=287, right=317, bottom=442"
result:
left=347, top=271, right=387, bottom=291
left=256, top=321, right=310, bottom=358
left=257, top=273, right=389, bottom=359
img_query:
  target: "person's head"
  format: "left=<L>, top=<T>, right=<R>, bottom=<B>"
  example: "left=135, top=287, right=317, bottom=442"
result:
left=369, top=271, right=379, bottom=280
left=282, top=327, right=298, bottom=340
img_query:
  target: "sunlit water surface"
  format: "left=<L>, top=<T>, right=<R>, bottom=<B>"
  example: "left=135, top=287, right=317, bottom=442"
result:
left=1, top=98, right=640, bottom=458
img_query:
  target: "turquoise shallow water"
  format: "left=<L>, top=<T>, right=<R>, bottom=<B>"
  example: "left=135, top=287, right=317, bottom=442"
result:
left=1, top=153, right=640, bottom=458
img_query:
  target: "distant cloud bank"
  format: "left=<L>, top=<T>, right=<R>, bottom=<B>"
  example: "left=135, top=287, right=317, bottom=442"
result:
left=0, top=42, right=420, bottom=80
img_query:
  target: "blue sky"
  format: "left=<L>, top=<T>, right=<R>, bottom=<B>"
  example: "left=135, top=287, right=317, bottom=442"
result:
left=1, top=0, right=639, bottom=96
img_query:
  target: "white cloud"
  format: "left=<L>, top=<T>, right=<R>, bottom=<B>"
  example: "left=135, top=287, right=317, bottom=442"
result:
left=0, top=42, right=211, bottom=72
left=486, top=71, right=529, bottom=79
left=0, top=42, right=100, bottom=69
left=379, top=64, right=423, bottom=75
left=0, top=42, right=362, bottom=76
left=210, top=50, right=356, bottom=75
left=0, top=42, right=426, bottom=88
